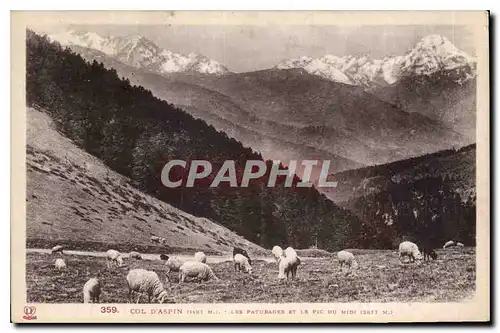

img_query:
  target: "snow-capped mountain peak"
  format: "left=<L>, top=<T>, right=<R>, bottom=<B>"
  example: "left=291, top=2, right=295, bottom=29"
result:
left=48, top=30, right=230, bottom=76
left=275, top=34, right=476, bottom=87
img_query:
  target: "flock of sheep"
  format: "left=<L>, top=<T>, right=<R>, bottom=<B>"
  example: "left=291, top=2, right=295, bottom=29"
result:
left=51, top=245, right=222, bottom=303
left=47, top=238, right=464, bottom=304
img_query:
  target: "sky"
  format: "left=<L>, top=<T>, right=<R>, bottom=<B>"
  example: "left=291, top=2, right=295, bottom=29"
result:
left=34, top=24, right=476, bottom=73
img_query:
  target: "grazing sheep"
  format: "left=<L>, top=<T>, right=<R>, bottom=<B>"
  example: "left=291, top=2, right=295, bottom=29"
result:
left=160, top=254, right=169, bottom=261
left=178, top=261, right=219, bottom=284
left=129, top=251, right=142, bottom=260
left=337, top=250, right=359, bottom=270
left=126, top=268, right=168, bottom=303
left=456, top=242, right=465, bottom=247
left=51, top=245, right=64, bottom=254
left=194, top=251, right=207, bottom=263
left=83, top=278, right=101, bottom=303
left=150, top=236, right=160, bottom=244
left=272, top=245, right=284, bottom=262
left=164, top=256, right=183, bottom=282
left=443, top=240, right=455, bottom=249
left=106, top=249, right=124, bottom=268
left=278, top=247, right=301, bottom=279
left=233, top=247, right=252, bottom=265
left=54, top=258, right=66, bottom=270
left=234, top=253, right=252, bottom=274
left=284, top=246, right=298, bottom=258
left=420, top=241, right=438, bottom=261
left=399, top=241, right=423, bottom=263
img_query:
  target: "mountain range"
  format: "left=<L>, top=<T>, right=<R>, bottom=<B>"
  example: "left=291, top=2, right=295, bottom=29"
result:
left=276, top=35, right=476, bottom=88
left=46, top=29, right=476, bottom=179
left=275, top=34, right=477, bottom=140
left=48, top=30, right=229, bottom=76
left=27, top=29, right=477, bottom=250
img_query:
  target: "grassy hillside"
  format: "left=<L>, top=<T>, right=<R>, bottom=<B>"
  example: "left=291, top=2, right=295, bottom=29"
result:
left=27, top=107, right=266, bottom=255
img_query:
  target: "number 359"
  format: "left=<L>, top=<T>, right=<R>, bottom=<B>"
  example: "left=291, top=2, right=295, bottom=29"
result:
left=101, top=306, right=118, bottom=313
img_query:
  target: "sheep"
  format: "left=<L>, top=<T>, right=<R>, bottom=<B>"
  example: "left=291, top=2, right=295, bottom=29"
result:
left=51, top=245, right=64, bottom=254
left=194, top=251, right=207, bottom=263
left=399, top=241, right=423, bottom=263
left=277, top=247, right=301, bottom=279
left=272, top=245, right=284, bottom=262
left=126, top=268, right=168, bottom=303
left=150, top=236, right=160, bottom=244
left=160, top=254, right=169, bottom=261
left=129, top=251, right=142, bottom=260
left=234, top=253, right=252, bottom=274
left=178, top=261, right=219, bottom=284
left=420, top=241, right=438, bottom=261
left=233, top=247, right=252, bottom=265
left=164, top=256, right=183, bottom=281
left=284, top=246, right=298, bottom=258
left=54, top=258, right=66, bottom=270
left=443, top=240, right=455, bottom=249
left=337, top=250, right=359, bottom=270
left=83, top=278, right=101, bottom=303
left=422, top=247, right=438, bottom=261
left=456, top=242, right=465, bottom=247
left=106, top=249, right=124, bottom=269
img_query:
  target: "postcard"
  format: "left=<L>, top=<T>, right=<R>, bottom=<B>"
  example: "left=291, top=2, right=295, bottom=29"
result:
left=11, top=10, right=490, bottom=323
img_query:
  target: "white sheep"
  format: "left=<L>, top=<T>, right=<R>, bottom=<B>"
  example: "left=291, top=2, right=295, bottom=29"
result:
left=284, top=246, right=298, bottom=258
left=164, top=256, right=184, bottom=282
left=129, top=251, right=142, bottom=260
left=399, top=241, right=423, bottom=263
left=106, top=249, right=124, bottom=268
left=126, top=268, right=168, bottom=303
left=51, top=245, right=64, bottom=254
left=194, top=251, right=207, bottom=263
left=278, top=247, right=301, bottom=279
left=272, top=245, right=284, bottom=262
left=443, top=240, right=455, bottom=249
left=234, top=253, right=252, bottom=274
left=337, top=250, right=358, bottom=270
left=54, top=258, right=66, bottom=270
left=83, top=278, right=101, bottom=303
left=456, top=242, right=465, bottom=247
left=178, top=261, right=219, bottom=284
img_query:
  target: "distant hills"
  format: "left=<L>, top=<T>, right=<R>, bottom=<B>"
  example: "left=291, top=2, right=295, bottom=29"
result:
left=276, top=34, right=476, bottom=142
left=26, top=30, right=362, bottom=251
left=32, top=29, right=477, bottom=249
left=46, top=31, right=471, bottom=179
left=324, top=143, right=476, bottom=204
left=323, top=144, right=476, bottom=248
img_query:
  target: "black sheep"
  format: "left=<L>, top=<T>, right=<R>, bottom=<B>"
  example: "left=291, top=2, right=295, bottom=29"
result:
left=420, top=240, right=438, bottom=261
left=232, top=247, right=252, bottom=265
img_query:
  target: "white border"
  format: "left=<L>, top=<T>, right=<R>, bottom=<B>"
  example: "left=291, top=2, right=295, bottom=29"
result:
left=5, top=1, right=497, bottom=332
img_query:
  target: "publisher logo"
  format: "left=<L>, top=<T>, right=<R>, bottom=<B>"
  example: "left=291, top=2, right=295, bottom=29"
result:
left=23, top=306, right=37, bottom=320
